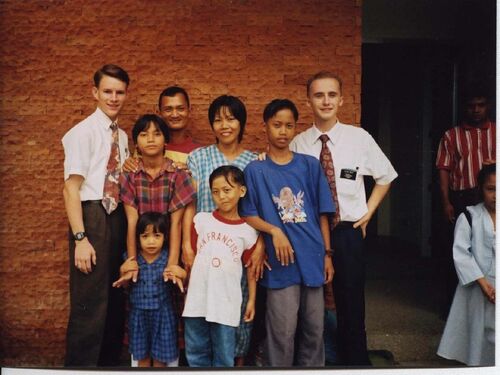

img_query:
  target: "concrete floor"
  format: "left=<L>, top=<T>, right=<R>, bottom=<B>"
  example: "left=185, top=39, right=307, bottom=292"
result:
left=363, top=236, right=464, bottom=368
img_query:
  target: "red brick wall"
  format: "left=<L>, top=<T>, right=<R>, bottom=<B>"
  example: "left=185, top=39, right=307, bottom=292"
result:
left=0, top=0, right=361, bottom=366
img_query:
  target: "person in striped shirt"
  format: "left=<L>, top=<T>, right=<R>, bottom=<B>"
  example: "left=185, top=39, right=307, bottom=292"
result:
left=435, top=84, right=495, bottom=318
left=436, top=84, right=496, bottom=223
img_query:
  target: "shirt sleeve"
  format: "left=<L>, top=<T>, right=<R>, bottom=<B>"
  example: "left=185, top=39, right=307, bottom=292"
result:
left=168, top=170, right=197, bottom=212
left=240, top=164, right=260, bottom=217
left=452, top=212, right=484, bottom=286
left=363, top=132, right=398, bottom=185
left=62, top=127, right=91, bottom=181
left=119, top=172, right=138, bottom=209
left=313, top=158, right=336, bottom=214
left=435, top=131, right=453, bottom=170
left=187, top=151, right=200, bottom=183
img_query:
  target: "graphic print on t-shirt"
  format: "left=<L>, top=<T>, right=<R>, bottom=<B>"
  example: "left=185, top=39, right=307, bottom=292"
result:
left=272, top=187, right=307, bottom=224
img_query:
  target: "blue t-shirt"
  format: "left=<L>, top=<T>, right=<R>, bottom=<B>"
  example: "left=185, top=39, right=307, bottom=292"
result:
left=240, top=152, right=335, bottom=289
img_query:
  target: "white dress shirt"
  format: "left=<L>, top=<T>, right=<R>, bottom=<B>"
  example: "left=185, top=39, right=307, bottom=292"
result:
left=62, top=107, right=129, bottom=201
left=290, top=122, right=397, bottom=222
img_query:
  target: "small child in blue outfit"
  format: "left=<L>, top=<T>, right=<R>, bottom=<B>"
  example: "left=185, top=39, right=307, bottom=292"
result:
left=116, top=211, right=187, bottom=367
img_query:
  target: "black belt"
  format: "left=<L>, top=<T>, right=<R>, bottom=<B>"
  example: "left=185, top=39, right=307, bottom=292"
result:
left=335, top=221, right=356, bottom=228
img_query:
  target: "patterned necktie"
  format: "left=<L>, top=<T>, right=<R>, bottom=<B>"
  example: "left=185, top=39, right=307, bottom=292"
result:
left=102, top=122, right=121, bottom=214
left=319, top=134, right=340, bottom=228
left=319, top=134, right=338, bottom=311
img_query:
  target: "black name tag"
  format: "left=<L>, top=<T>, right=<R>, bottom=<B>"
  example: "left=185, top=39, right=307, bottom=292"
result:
left=340, top=168, right=357, bottom=180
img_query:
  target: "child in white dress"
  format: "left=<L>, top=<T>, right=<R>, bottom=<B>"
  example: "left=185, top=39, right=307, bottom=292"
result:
left=437, top=163, right=495, bottom=366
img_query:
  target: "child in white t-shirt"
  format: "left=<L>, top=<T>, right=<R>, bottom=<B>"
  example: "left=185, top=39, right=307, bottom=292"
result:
left=182, top=165, right=258, bottom=367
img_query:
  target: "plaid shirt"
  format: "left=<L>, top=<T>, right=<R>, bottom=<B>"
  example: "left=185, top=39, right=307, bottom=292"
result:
left=130, top=250, right=171, bottom=310
left=120, top=158, right=196, bottom=214
left=187, top=145, right=257, bottom=212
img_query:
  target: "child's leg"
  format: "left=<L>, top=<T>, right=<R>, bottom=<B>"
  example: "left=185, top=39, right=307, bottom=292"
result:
left=210, top=322, right=236, bottom=367
left=138, top=357, right=152, bottom=367
left=264, top=285, right=300, bottom=366
left=184, top=317, right=212, bottom=366
left=295, top=286, right=325, bottom=366
left=235, top=268, right=252, bottom=365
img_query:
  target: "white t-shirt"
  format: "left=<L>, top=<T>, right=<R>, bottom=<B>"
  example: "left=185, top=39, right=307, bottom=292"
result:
left=183, top=211, right=258, bottom=327
left=62, top=107, right=129, bottom=201
left=290, top=122, right=397, bottom=222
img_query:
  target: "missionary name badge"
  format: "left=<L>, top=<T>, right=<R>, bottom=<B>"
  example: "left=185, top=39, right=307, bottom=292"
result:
left=340, top=168, right=357, bottom=180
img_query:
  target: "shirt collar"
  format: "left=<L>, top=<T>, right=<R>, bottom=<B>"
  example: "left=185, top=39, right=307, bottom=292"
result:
left=94, top=107, right=118, bottom=130
left=461, top=120, right=491, bottom=130
left=138, top=249, right=167, bottom=266
left=311, top=121, right=341, bottom=145
left=136, top=158, right=176, bottom=176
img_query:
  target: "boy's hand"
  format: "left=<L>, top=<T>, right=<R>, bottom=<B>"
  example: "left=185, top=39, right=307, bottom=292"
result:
left=324, top=255, right=334, bottom=283
left=257, top=151, right=267, bottom=161
left=122, top=156, right=139, bottom=173
left=74, top=238, right=96, bottom=274
left=163, top=265, right=187, bottom=293
left=243, top=300, right=255, bottom=322
left=112, top=272, right=133, bottom=288
left=120, top=256, right=139, bottom=283
left=172, top=161, right=191, bottom=173
left=245, top=240, right=272, bottom=280
left=270, top=227, right=294, bottom=266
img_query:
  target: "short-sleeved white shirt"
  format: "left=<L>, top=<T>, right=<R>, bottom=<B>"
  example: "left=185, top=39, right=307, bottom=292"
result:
left=183, top=211, right=258, bottom=327
left=290, top=122, right=397, bottom=222
left=62, top=108, right=129, bottom=201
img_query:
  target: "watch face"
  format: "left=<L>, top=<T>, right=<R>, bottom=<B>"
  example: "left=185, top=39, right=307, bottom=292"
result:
left=74, top=232, right=86, bottom=241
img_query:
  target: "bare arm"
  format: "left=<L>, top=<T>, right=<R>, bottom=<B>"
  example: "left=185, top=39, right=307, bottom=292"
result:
left=320, top=214, right=334, bottom=283
left=353, top=182, right=391, bottom=238
left=63, top=175, right=96, bottom=274
left=244, top=216, right=294, bottom=266
left=439, top=169, right=455, bottom=223
left=244, top=266, right=257, bottom=322
left=167, top=207, right=185, bottom=267
left=181, top=200, right=197, bottom=270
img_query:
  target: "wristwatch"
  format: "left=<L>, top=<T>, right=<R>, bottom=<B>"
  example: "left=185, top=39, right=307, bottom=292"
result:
left=74, top=232, right=87, bottom=241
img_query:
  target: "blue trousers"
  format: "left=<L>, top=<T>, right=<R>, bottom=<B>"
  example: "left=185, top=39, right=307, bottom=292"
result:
left=184, top=317, right=236, bottom=367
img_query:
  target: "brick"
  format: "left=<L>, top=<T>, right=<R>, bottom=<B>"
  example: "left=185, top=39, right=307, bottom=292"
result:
left=0, top=0, right=361, bottom=366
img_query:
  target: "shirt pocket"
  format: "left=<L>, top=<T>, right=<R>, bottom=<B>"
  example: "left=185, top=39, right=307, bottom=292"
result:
left=336, top=163, right=362, bottom=197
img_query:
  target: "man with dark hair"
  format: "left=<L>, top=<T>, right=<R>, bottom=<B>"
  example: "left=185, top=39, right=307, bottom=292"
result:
left=158, top=86, right=201, bottom=163
left=435, top=83, right=496, bottom=317
left=290, top=71, right=397, bottom=365
left=62, top=64, right=130, bottom=366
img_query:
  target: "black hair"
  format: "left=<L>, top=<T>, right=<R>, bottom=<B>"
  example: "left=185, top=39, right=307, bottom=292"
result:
left=132, top=114, right=170, bottom=145
left=209, top=165, right=245, bottom=189
left=208, top=95, right=247, bottom=143
left=93, top=64, right=130, bottom=87
left=306, top=70, right=343, bottom=97
left=263, top=99, right=299, bottom=123
left=136, top=212, right=168, bottom=248
left=158, top=86, right=190, bottom=109
left=477, top=163, right=496, bottom=191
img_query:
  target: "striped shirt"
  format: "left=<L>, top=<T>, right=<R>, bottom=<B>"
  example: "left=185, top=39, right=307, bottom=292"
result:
left=436, top=121, right=496, bottom=191
left=120, top=158, right=196, bottom=215
left=187, top=144, right=257, bottom=212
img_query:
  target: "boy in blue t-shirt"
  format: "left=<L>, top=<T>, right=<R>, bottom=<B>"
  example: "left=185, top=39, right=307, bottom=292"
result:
left=240, top=99, right=335, bottom=366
